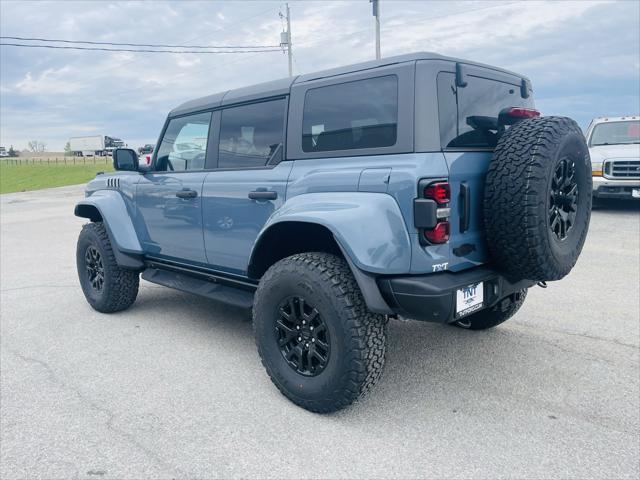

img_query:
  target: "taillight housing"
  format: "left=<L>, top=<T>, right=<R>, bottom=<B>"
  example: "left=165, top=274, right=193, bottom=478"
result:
left=505, top=107, right=540, bottom=119
left=424, top=182, right=450, bottom=205
left=418, top=179, right=451, bottom=245
left=424, top=221, right=450, bottom=244
left=498, top=107, right=541, bottom=126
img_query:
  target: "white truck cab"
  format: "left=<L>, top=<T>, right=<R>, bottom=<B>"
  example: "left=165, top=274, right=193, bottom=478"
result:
left=585, top=116, right=640, bottom=200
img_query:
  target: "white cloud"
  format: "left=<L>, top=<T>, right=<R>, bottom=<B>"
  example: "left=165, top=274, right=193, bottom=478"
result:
left=14, top=67, right=79, bottom=95
left=0, top=0, right=638, bottom=150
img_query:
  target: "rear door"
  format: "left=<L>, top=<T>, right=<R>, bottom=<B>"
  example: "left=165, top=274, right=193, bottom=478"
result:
left=135, top=111, right=213, bottom=264
left=437, top=66, right=535, bottom=271
left=202, top=98, right=291, bottom=275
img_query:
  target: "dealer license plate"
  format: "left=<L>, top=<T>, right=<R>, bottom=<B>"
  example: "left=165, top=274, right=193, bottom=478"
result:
left=632, top=189, right=640, bottom=199
left=456, top=282, right=484, bottom=317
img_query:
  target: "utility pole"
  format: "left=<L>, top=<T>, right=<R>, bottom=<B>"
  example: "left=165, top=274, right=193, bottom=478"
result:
left=371, top=0, right=381, bottom=59
left=280, top=3, right=293, bottom=77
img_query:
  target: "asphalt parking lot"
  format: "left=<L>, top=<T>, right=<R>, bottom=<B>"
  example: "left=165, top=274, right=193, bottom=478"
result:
left=1, top=184, right=638, bottom=479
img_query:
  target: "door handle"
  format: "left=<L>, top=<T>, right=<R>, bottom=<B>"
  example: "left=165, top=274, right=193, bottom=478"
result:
left=248, top=190, right=277, bottom=200
left=176, top=189, right=198, bottom=199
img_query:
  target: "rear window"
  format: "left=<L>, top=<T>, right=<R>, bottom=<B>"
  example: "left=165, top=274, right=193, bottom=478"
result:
left=437, top=72, right=534, bottom=149
left=302, top=75, right=398, bottom=152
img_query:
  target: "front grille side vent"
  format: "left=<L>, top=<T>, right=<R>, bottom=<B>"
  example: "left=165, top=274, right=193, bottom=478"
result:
left=106, top=177, right=120, bottom=189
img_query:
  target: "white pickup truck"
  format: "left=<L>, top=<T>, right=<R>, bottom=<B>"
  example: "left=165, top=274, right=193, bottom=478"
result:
left=586, top=116, right=640, bottom=200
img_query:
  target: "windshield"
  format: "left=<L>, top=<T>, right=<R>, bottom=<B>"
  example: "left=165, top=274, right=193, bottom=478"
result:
left=589, top=120, right=640, bottom=146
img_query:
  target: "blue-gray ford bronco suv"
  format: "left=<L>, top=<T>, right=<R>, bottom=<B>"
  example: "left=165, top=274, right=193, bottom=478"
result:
left=75, top=53, right=592, bottom=413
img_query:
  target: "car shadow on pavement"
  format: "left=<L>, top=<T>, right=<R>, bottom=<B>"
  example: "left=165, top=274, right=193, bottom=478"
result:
left=128, top=285, right=617, bottom=424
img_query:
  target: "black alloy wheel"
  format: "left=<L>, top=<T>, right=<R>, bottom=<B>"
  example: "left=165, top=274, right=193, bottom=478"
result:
left=275, top=296, right=330, bottom=376
left=252, top=252, right=387, bottom=413
left=549, top=157, right=579, bottom=241
left=85, top=245, right=105, bottom=291
left=76, top=222, right=140, bottom=313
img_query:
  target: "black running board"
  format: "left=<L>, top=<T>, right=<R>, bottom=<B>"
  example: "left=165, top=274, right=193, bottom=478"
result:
left=141, top=267, right=254, bottom=309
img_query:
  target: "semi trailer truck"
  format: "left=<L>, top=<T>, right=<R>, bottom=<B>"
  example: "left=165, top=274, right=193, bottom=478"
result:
left=68, top=135, right=125, bottom=157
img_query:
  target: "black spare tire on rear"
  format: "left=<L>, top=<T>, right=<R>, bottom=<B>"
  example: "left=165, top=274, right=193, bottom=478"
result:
left=484, top=116, right=592, bottom=282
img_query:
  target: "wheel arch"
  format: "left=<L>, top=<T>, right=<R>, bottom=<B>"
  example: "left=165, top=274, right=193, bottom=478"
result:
left=248, top=221, right=340, bottom=279
left=248, top=220, right=394, bottom=314
left=75, top=191, right=144, bottom=269
left=75, top=204, right=103, bottom=222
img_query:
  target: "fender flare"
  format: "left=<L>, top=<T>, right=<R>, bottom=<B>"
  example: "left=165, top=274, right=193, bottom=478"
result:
left=253, top=192, right=412, bottom=274
left=250, top=192, right=413, bottom=314
left=74, top=190, right=144, bottom=269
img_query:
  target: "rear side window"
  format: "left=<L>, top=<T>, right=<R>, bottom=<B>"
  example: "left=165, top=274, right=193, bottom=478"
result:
left=302, top=75, right=398, bottom=152
left=437, top=73, right=458, bottom=149
left=218, top=98, right=286, bottom=169
left=155, top=111, right=212, bottom=171
left=437, top=73, right=534, bottom=149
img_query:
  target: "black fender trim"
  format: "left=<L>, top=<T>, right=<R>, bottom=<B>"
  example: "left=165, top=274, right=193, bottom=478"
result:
left=75, top=207, right=144, bottom=270
left=336, top=242, right=394, bottom=315
left=112, top=249, right=145, bottom=270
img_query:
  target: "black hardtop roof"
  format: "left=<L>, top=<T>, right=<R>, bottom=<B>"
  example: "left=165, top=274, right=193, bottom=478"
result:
left=169, top=51, right=530, bottom=117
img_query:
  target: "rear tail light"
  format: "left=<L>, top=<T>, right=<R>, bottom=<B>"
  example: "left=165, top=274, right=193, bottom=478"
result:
left=505, top=107, right=540, bottom=119
left=498, top=107, right=541, bottom=127
left=421, top=180, right=451, bottom=244
left=424, top=221, right=450, bottom=244
left=424, top=182, right=450, bottom=205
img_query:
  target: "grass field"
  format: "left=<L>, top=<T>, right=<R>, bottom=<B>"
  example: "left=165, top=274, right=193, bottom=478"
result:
left=0, top=162, right=113, bottom=194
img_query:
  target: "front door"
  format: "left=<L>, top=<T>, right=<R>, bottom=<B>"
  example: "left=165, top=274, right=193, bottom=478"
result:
left=202, top=98, right=290, bottom=275
left=135, top=111, right=213, bottom=264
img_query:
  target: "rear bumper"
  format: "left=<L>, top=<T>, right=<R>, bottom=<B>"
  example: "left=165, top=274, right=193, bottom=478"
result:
left=378, top=266, right=535, bottom=323
left=592, top=176, right=640, bottom=199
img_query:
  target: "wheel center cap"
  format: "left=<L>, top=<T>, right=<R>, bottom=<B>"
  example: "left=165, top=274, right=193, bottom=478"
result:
left=555, top=193, right=576, bottom=210
left=301, top=326, right=312, bottom=339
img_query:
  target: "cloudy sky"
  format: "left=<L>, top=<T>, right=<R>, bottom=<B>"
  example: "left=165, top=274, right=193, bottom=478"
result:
left=1, top=0, right=639, bottom=151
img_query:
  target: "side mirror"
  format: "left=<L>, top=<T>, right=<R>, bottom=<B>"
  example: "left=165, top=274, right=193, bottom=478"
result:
left=113, top=148, right=138, bottom=171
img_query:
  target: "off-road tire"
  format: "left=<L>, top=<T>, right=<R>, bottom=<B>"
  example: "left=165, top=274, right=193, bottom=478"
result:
left=253, top=252, right=387, bottom=413
left=453, top=289, right=527, bottom=330
left=484, top=116, right=592, bottom=281
left=76, top=222, right=139, bottom=313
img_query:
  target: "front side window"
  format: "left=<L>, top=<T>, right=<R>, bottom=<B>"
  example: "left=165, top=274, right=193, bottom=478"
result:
left=589, top=121, right=640, bottom=147
left=218, top=99, right=286, bottom=169
left=155, top=112, right=212, bottom=171
left=302, top=75, right=398, bottom=152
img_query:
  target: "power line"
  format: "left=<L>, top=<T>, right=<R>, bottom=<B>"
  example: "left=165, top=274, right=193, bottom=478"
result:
left=0, top=43, right=281, bottom=54
left=53, top=5, right=282, bottom=87
left=0, top=36, right=280, bottom=49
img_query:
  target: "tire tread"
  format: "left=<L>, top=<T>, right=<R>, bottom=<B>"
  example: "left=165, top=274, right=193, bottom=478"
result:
left=253, top=252, right=386, bottom=413
left=77, top=222, right=139, bottom=313
left=484, top=116, right=591, bottom=281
